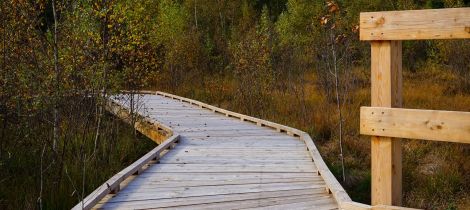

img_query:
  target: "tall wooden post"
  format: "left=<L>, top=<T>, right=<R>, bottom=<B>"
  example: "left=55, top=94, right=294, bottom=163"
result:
left=370, top=40, right=402, bottom=206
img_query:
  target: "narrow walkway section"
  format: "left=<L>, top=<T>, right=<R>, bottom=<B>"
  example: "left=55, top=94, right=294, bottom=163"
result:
left=95, top=92, right=341, bottom=209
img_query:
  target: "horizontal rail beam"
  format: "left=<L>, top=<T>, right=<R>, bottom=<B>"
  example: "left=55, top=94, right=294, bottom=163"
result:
left=360, top=106, right=470, bottom=143
left=360, top=8, right=470, bottom=40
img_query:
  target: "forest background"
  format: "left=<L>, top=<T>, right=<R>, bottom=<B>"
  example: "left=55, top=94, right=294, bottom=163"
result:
left=1, top=0, right=470, bottom=209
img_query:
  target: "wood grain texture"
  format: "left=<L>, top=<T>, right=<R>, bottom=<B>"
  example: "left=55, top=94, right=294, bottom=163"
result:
left=370, top=41, right=402, bottom=206
left=361, top=106, right=470, bottom=143
left=360, top=8, right=470, bottom=40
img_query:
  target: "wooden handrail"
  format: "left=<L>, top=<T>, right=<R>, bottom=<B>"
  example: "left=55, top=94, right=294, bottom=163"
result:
left=360, top=8, right=470, bottom=40
left=360, top=107, right=470, bottom=144
left=360, top=7, right=470, bottom=208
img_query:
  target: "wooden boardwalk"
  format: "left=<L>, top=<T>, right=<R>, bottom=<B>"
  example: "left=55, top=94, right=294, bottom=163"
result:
left=73, top=8, right=470, bottom=210
left=74, top=91, right=351, bottom=210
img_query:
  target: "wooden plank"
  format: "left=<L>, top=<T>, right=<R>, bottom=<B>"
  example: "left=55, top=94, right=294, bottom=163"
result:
left=166, top=148, right=310, bottom=156
left=159, top=156, right=311, bottom=163
left=370, top=40, right=402, bottom=206
left=181, top=142, right=305, bottom=149
left=133, top=172, right=321, bottom=180
left=360, top=8, right=470, bottom=40
left=161, top=152, right=310, bottom=159
left=361, top=107, right=470, bottom=143
left=155, top=195, right=333, bottom=210
left=71, top=134, right=179, bottom=210
left=143, top=163, right=317, bottom=173
left=242, top=198, right=337, bottom=210
left=180, top=139, right=303, bottom=144
left=95, top=188, right=326, bottom=209
left=176, top=128, right=277, bottom=134
left=125, top=177, right=324, bottom=188
left=123, top=180, right=321, bottom=189
left=180, top=135, right=300, bottom=141
left=167, top=147, right=309, bottom=153
left=105, top=182, right=327, bottom=202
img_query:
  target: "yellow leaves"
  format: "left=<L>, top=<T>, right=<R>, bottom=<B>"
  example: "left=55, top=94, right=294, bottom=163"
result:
left=352, top=25, right=359, bottom=33
left=320, top=16, right=329, bottom=26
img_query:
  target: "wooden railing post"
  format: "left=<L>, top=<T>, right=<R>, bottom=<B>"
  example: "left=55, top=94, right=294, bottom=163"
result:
left=370, top=40, right=402, bottom=206
left=361, top=7, right=470, bottom=208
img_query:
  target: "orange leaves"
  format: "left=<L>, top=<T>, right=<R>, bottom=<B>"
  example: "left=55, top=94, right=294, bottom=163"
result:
left=327, top=1, right=339, bottom=13
left=320, top=1, right=339, bottom=27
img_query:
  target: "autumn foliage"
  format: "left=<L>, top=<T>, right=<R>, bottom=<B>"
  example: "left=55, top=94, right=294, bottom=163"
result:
left=1, top=0, right=469, bottom=209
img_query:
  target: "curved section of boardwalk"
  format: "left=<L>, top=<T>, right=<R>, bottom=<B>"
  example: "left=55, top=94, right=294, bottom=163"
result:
left=93, top=92, right=343, bottom=209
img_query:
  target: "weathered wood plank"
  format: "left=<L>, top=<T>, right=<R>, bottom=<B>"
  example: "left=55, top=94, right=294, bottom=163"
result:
left=95, top=188, right=325, bottom=209
left=180, top=135, right=300, bottom=141
left=360, top=8, right=470, bottom=40
left=153, top=195, right=333, bottom=210
left=360, top=106, right=470, bottom=144
left=125, top=177, right=324, bottom=188
left=242, top=198, right=337, bottom=210
left=104, top=182, right=328, bottom=202
left=143, top=163, right=317, bottom=173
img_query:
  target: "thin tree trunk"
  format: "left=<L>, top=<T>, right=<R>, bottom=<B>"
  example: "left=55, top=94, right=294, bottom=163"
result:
left=94, top=2, right=109, bottom=150
left=38, top=144, right=46, bottom=210
left=1, top=1, right=7, bottom=157
left=331, top=30, right=346, bottom=183
left=194, top=0, right=198, bottom=29
left=81, top=153, right=86, bottom=210
left=52, top=0, right=60, bottom=151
